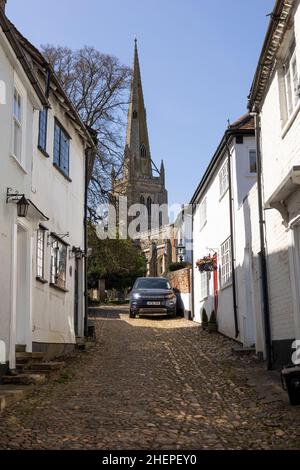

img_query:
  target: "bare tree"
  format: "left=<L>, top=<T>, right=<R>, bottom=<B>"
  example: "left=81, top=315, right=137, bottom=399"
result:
left=41, top=45, right=131, bottom=219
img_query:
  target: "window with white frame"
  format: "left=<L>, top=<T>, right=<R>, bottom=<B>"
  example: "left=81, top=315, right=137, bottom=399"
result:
left=221, top=237, right=232, bottom=286
left=50, top=237, right=67, bottom=289
left=200, top=271, right=209, bottom=300
left=249, top=150, right=257, bottom=174
left=36, top=227, right=46, bottom=279
left=283, top=43, right=299, bottom=119
left=199, top=197, right=207, bottom=230
left=219, top=161, right=229, bottom=198
left=12, top=88, right=22, bottom=162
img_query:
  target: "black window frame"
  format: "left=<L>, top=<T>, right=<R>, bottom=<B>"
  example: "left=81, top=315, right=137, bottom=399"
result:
left=38, top=107, right=49, bottom=157
left=53, top=118, right=71, bottom=179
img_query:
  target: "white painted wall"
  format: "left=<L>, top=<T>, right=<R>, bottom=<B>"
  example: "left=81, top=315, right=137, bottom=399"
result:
left=31, top=90, right=86, bottom=346
left=0, top=29, right=41, bottom=367
left=192, top=134, right=258, bottom=348
left=0, top=25, right=87, bottom=369
left=257, top=1, right=300, bottom=348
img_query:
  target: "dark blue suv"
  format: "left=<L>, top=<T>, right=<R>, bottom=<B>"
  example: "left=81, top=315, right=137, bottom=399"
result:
left=129, top=277, right=177, bottom=318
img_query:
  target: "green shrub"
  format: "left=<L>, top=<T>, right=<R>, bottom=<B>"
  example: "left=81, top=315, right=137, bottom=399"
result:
left=201, top=308, right=208, bottom=323
left=209, top=310, right=217, bottom=324
left=168, top=261, right=191, bottom=272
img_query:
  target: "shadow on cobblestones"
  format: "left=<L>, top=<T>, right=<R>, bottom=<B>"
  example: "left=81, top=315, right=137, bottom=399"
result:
left=0, top=306, right=300, bottom=450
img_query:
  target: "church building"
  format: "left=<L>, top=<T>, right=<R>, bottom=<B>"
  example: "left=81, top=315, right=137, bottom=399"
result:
left=112, top=40, right=168, bottom=231
left=112, top=41, right=175, bottom=276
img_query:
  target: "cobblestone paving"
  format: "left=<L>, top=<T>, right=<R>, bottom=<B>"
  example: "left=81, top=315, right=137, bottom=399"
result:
left=0, top=306, right=300, bottom=450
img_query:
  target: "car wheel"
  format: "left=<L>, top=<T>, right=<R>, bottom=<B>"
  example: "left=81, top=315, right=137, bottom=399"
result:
left=129, top=310, right=136, bottom=319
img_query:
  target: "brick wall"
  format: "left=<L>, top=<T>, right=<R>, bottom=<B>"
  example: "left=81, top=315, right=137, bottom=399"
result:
left=167, top=268, right=191, bottom=294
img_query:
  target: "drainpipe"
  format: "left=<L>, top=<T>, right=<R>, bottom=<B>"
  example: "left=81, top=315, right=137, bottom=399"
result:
left=225, top=135, right=239, bottom=338
left=191, top=203, right=195, bottom=320
left=252, top=111, right=273, bottom=370
left=84, top=147, right=90, bottom=338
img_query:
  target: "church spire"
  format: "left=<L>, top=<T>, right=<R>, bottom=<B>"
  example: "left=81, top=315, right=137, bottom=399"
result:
left=125, top=40, right=152, bottom=178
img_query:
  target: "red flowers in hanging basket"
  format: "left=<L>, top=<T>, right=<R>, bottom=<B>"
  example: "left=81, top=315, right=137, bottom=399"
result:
left=196, top=256, right=217, bottom=272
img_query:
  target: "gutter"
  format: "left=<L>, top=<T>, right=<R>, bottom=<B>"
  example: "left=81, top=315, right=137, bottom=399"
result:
left=190, top=126, right=254, bottom=206
left=248, top=0, right=294, bottom=110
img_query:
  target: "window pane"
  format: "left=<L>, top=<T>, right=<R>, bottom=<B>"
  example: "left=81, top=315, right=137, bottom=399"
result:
left=57, top=244, right=67, bottom=289
left=36, top=229, right=45, bottom=278
left=200, top=272, right=208, bottom=299
left=219, top=162, right=228, bottom=197
left=286, top=68, right=293, bottom=116
left=249, top=150, right=257, bottom=173
left=50, top=240, right=58, bottom=284
left=53, top=122, right=61, bottom=166
left=13, top=120, right=22, bottom=161
left=53, top=121, right=70, bottom=176
left=292, top=57, right=299, bottom=106
left=38, top=108, right=48, bottom=151
left=221, top=237, right=232, bottom=286
left=60, top=133, right=69, bottom=175
left=13, top=89, right=21, bottom=122
left=50, top=239, right=67, bottom=288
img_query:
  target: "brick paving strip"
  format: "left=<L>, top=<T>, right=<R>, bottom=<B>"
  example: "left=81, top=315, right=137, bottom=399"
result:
left=0, top=305, right=300, bottom=449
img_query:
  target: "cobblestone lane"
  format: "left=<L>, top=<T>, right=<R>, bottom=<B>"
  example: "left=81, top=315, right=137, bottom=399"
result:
left=0, top=306, right=300, bottom=450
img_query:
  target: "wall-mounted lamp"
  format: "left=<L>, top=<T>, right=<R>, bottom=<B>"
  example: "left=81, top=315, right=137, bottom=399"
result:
left=69, top=246, right=84, bottom=260
left=6, top=188, right=30, bottom=218
left=47, top=232, right=70, bottom=247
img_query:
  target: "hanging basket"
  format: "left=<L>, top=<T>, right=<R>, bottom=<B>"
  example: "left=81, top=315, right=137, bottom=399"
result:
left=196, top=256, right=217, bottom=272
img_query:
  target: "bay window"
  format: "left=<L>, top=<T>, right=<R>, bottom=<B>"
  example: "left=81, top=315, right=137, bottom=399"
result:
left=50, top=237, right=67, bottom=290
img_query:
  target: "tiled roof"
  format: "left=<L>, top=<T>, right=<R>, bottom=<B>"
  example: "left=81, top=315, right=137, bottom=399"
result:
left=229, top=114, right=254, bottom=131
left=0, top=11, right=95, bottom=148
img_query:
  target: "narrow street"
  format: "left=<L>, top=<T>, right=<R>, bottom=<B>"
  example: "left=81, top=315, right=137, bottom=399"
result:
left=0, top=306, right=300, bottom=450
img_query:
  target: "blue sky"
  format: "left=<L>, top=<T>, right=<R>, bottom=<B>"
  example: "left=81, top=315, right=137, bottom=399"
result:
left=7, top=0, right=274, bottom=206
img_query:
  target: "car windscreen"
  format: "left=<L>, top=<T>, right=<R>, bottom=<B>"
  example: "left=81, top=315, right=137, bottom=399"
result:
left=134, top=279, right=171, bottom=290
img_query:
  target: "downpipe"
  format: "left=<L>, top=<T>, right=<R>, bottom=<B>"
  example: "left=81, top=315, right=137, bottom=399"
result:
left=225, top=135, right=239, bottom=339
left=252, top=111, right=273, bottom=370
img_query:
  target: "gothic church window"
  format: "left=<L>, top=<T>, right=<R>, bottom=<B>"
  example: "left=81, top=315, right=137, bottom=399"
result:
left=140, top=144, right=147, bottom=158
left=132, top=110, right=138, bottom=119
left=147, top=196, right=152, bottom=230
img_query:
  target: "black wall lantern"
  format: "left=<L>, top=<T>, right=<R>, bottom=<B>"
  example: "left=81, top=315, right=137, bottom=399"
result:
left=17, top=195, right=30, bottom=218
left=6, top=188, right=30, bottom=218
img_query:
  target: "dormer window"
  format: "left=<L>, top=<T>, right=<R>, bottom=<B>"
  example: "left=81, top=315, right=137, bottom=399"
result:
left=140, top=144, right=147, bottom=158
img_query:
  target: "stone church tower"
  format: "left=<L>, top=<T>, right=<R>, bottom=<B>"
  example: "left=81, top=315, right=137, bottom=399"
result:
left=112, top=40, right=168, bottom=229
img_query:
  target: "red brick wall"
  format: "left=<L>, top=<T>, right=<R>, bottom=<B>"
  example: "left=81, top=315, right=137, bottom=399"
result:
left=167, top=268, right=191, bottom=294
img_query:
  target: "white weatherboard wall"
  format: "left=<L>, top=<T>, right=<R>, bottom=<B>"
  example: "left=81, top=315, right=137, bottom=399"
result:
left=255, top=1, right=300, bottom=365
left=0, top=29, right=43, bottom=369
left=193, top=134, right=259, bottom=349
left=31, top=95, right=86, bottom=348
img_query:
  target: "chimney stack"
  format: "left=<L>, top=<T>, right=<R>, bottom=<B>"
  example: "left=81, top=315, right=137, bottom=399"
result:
left=0, top=0, right=7, bottom=12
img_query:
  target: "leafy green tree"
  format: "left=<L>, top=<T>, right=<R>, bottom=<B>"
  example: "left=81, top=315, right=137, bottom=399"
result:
left=88, top=224, right=147, bottom=290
